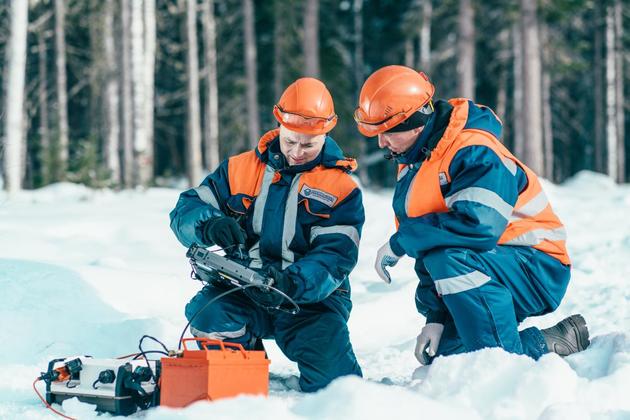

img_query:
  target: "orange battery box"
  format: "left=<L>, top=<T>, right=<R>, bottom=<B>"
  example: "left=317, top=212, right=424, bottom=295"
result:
left=160, top=338, right=270, bottom=407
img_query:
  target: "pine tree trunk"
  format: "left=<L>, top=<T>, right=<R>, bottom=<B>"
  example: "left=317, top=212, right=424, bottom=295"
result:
left=512, top=21, right=524, bottom=157
left=613, top=0, right=624, bottom=182
left=186, top=0, right=203, bottom=185
left=353, top=0, right=369, bottom=186
left=418, top=0, right=432, bottom=72
left=593, top=0, right=605, bottom=174
left=120, top=0, right=134, bottom=187
left=244, top=0, right=260, bottom=149
left=3, top=0, right=29, bottom=194
left=303, top=0, right=320, bottom=78
left=540, top=21, right=554, bottom=180
left=457, top=0, right=475, bottom=98
left=37, top=29, right=51, bottom=185
left=202, top=0, right=220, bottom=171
left=54, top=0, right=69, bottom=180
left=273, top=0, right=284, bottom=101
left=520, top=0, right=544, bottom=175
left=104, top=0, right=121, bottom=185
left=605, top=4, right=618, bottom=180
left=404, top=38, right=414, bottom=68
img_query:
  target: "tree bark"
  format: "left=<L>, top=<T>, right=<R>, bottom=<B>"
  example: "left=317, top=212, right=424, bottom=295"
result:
left=613, top=0, right=624, bottom=182
left=54, top=0, right=69, bottom=180
left=104, top=0, right=120, bottom=185
left=243, top=0, right=260, bottom=149
left=418, top=0, right=432, bottom=72
left=353, top=0, right=369, bottom=186
left=120, top=0, right=134, bottom=187
left=186, top=0, right=203, bottom=185
left=457, top=0, right=475, bottom=98
left=303, top=0, right=320, bottom=77
left=520, top=0, right=544, bottom=175
left=202, top=0, right=220, bottom=171
left=540, top=21, right=554, bottom=180
left=131, top=0, right=147, bottom=186
left=605, top=4, right=618, bottom=180
left=3, top=0, right=29, bottom=194
left=273, top=0, right=285, bottom=101
left=512, top=21, right=524, bottom=157
left=593, top=0, right=605, bottom=174
left=142, top=0, right=156, bottom=185
left=37, top=28, right=51, bottom=185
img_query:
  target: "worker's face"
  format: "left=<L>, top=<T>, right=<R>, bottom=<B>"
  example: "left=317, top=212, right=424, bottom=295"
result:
left=279, top=126, right=326, bottom=166
left=377, top=126, right=424, bottom=154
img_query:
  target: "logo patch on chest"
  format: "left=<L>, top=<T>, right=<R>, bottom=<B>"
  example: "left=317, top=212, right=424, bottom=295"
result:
left=299, top=184, right=338, bottom=207
left=438, top=172, right=449, bottom=186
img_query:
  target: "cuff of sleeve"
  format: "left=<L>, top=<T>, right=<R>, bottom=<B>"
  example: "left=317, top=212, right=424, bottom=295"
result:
left=426, top=310, right=448, bottom=325
left=389, top=234, right=405, bottom=257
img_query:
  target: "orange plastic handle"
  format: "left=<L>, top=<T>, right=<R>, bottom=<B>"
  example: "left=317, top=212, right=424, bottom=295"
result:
left=181, top=338, right=248, bottom=359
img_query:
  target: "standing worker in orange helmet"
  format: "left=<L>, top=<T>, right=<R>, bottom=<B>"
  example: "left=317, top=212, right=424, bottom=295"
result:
left=355, top=65, right=590, bottom=365
left=170, top=78, right=364, bottom=391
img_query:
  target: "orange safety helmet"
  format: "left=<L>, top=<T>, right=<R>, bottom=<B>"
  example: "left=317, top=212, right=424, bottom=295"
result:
left=354, top=65, right=435, bottom=137
left=273, top=78, right=338, bottom=135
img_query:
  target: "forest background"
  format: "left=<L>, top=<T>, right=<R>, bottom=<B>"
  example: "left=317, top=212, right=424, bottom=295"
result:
left=1, top=0, right=628, bottom=193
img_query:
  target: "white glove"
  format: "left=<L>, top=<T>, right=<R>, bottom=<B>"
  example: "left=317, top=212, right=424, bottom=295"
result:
left=374, top=241, right=401, bottom=283
left=414, top=323, right=444, bottom=365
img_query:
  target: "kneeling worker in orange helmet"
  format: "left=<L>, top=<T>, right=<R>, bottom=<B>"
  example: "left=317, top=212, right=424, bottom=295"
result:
left=170, top=78, right=364, bottom=391
left=355, top=65, right=589, bottom=365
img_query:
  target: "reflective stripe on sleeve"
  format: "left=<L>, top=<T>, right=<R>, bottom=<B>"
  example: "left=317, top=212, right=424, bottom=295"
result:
left=190, top=325, right=246, bottom=340
left=434, top=270, right=491, bottom=295
left=502, top=157, right=518, bottom=176
left=503, top=226, right=566, bottom=246
left=445, top=187, right=514, bottom=220
left=248, top=240, right=263, bottom=269
left=310, top=225, right=360, bottom=249
left=194, top=185, right=221, bottom=209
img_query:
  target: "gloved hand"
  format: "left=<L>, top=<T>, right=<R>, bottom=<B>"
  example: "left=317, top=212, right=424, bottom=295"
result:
left=244, top=266, right=297, bottom=308
left=203, top=216, right=246, bottom=250
left=374, top=240, right=402, bottom=283
left=414, top=323, right=444, bottom=365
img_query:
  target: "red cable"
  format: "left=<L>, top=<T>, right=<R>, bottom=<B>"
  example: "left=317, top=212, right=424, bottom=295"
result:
left=32, top=378, right=76, bottom=420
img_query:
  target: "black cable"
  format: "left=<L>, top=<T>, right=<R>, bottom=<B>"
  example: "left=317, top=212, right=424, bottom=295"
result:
left=132, top=350, right=169, bottom=360
left=177, top=284, right=256, bottom=350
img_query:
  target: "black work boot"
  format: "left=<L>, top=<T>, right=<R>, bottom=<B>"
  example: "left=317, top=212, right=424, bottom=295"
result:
left=541, top=314, right=590, bottom=356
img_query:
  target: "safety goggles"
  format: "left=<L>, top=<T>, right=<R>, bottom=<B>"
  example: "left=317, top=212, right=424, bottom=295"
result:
left=354, top=100, right=434, bottom=137
left=273, top=105, right=337, bottom=132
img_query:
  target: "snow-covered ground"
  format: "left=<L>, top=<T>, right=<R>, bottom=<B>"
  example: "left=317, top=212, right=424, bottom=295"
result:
left=1, top=171, right=629, bottom=419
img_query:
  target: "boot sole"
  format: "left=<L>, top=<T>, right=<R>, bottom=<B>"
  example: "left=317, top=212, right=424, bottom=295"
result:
left=566, top=314, right=590, bottom=351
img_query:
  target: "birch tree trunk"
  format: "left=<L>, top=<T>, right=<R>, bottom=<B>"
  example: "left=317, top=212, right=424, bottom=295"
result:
left=404, top=38, right=414, bottom=68
left=131, top=0, right=147, bottom=186
left=142, top=0, right=156, bottom=185
left=37, top=28, right=51, bottom=185
left=593, top=0, right=605, bottom=174
left=244, top=0, right=260, bottom=149
left=457, top=0, right=475, bottom=98
left=186, top=0, right=203, bottom=185
left=104, top=0, right=120, bottom=185
left=303, top=0, right=320, bottom=77
left=3, top=0, right=29, bottom=194
left=120, top=0, right=134, bottom=187
left=520, top=0, right=544, bottom=175
left=418, top=0, right=432, bottom=72
left=54, top=0, right=69, bottom=180
left=202, top=0, right=220, bottom=171
left=540, top=21, right=554, bottom=180
left=605, top=4, right=618, bottom=180
left=512, top=21, right=524, bottom=157
left=613, top=0, right=624, bottom=182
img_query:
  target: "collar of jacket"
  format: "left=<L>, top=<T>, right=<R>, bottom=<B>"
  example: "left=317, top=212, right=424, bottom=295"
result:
left=255, top=128, right=358, bottom=173
left=396, top=99, right=454, bottom=164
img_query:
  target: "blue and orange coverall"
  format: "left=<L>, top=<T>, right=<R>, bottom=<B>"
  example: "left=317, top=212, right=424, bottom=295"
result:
left=169, top=129, right=364, bottom=391
left=390, top=99, right=571, bottom=360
